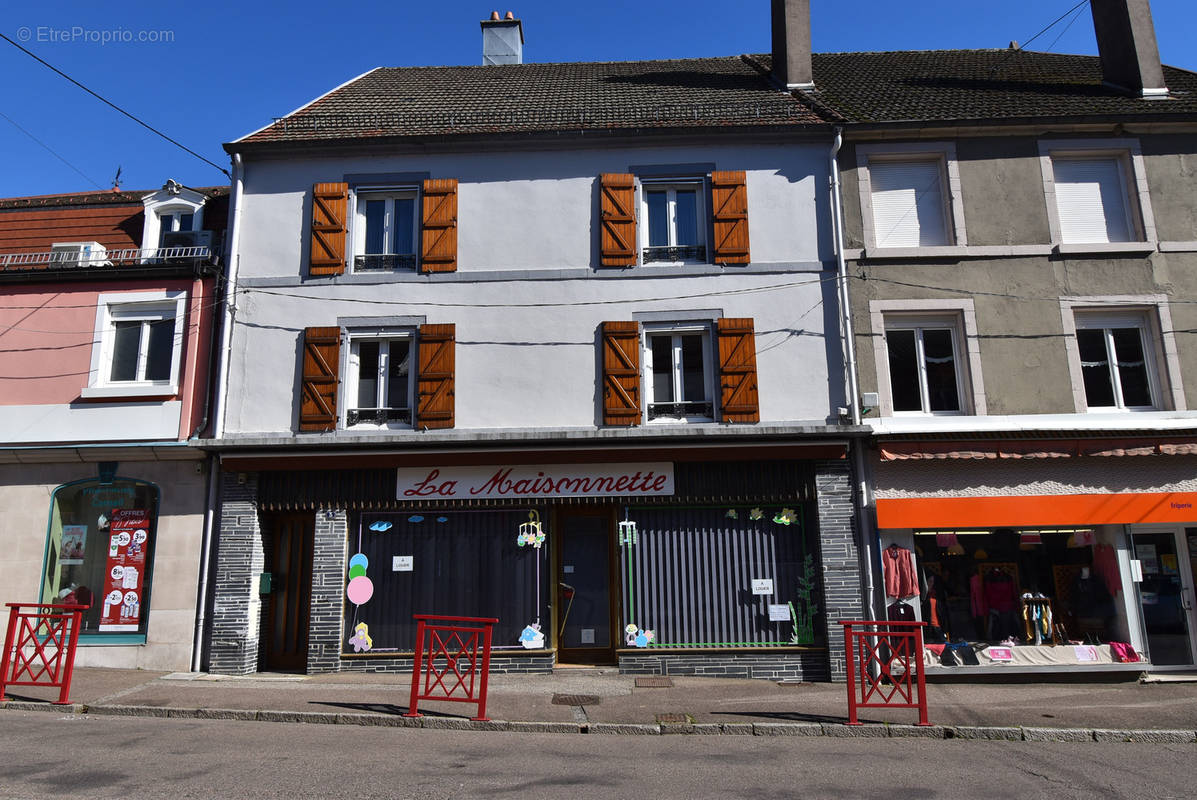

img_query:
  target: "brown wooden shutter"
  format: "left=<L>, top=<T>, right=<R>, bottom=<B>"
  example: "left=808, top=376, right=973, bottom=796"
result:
left=299, top=326, right=340, bottom=431
left=600, top=173, right=637, bottom=267
left=717, top=317, right=759, bottom=423
left=601, top=321, right=641, bottom=426
left=417, top=323, right=455, bottom=429
left=310, top=182, right=348, bottom=275
left=421, top=179, right=458, bottom=273
left=711, top=170, right=750, bottom=264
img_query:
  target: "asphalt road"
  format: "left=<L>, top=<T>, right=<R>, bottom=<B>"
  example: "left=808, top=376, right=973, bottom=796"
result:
left=1, top=711, right=1193, bottom=799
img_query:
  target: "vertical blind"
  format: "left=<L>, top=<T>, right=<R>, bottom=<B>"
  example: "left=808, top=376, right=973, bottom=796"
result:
left=870, top=160, right=948, bottom=248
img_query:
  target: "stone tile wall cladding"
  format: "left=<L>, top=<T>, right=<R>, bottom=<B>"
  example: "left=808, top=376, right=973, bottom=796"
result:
left=207, top=471, right=265, bottom=675
left=339, top=654, right=557, bottom=674
left=308, top=509, right=348, bottom=673
left=814, top=459, right=864, bottom=683
left=619, top=652, right=829, bottom=681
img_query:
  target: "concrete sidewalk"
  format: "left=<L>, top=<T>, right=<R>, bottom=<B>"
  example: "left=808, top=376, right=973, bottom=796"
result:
left=4, top=667, right=1197, bottom=742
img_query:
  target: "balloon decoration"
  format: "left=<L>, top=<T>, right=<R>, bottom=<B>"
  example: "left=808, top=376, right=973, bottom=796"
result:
left=347, top=553, right=374, bottom=606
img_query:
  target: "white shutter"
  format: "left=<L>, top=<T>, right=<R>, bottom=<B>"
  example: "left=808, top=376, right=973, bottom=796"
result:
left=869, top=160, right=948, bottom=248
left=1052, top=158, right=1132, bottom=244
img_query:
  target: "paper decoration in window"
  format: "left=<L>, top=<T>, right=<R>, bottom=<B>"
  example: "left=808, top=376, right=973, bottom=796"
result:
left=725, top=509, right=738, bottom=519
left=436, top=516, right=448, bottom=523
left=408, top=515, right=424, bottom=523
left=618, top=519, right=638, bottom=546
left=349, top=553, right=368, bottom=569
left=788, top=554, right=817, bottom=645
left=346, top=552, right=374, bottom=605
left=773, top=508, right=797, bottom=526
left=518, top=622, right=545, bottom=649
left=624, top=623, right=654, bottom=648
left=749, top=507, right=764, bottom=521
left=348, top=622, right=373, bottom=652
left=368, top=521, right=392, bottom=532
left=517, top=510, right=545, bottom=548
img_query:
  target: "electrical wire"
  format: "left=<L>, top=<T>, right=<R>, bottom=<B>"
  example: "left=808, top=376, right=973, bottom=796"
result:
left=0, top=31, right=230, bottom=178
left=0, top=109, right=104, bottom=190
left=990, top=0, right=1091, bottom=75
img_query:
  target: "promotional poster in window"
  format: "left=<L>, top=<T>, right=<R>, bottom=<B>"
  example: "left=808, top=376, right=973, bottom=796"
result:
left=99, top=509, right=148, bottom=632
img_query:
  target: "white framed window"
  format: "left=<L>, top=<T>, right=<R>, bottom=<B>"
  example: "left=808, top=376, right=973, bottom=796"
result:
left=344, top=333, right=414, bottom=427
left=857, top=143, right=966, bottom=251
left=1073, top=313, right=1158, bottom=410
left=639, top=180, right=706, bottom=264
left=352, top=189, right=419, bottom=272
left=140, top=181, right=207, bottom=258
left=157, top=210, right=196, bottom=247
left=83, top=290, right=186, bottom=399
left=642, top=324, right=715, bottom=422
left=869, top=300, right=985, bottom=418
left=1039, top=139, right=1156, bottom=248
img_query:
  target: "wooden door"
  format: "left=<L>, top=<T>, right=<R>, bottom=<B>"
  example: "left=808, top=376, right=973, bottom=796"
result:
left=264, top=513, right=314, bottom=671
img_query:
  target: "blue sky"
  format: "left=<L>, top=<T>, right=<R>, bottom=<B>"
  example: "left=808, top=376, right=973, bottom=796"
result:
left=2, top=1, right=1194, bottom=197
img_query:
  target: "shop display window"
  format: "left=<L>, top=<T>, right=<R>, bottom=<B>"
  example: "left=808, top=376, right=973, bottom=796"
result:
left=342, top=509, right=550, bottom=655
left=39, top=478, right=159, bottom=638
left=901, top=528, right=1133, bottom=666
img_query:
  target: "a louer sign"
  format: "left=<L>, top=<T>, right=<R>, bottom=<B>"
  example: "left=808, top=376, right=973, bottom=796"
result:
left=396, top=463, right=675, bottom=500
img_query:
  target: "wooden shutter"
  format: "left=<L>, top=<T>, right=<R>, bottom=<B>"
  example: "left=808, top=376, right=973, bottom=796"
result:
left=711, top=170, right=750, bottom=264
left=299, top=326, right=340, bottom=431
left=310, top=182, right=348, bottom=275
left=421, top=179, right=458, bottom=273
left=417, top=323, right=455, bottom=429
left=600, top=173, right=637, bottom=267
left=717, top=318, right=759, bottom=423
left=601, top=321, right=641, bottom=426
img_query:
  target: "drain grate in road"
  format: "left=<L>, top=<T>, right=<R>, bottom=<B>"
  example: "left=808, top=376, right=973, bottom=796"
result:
left=655, top=713, right=694, bottom=724
left=635, top=677, right=674, bottom=688
left=551, top=693, right=600, bottom=706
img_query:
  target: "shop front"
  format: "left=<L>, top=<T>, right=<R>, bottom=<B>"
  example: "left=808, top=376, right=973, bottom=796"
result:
left=874, top=440, right=1197, bottom=674
left=207, top=445, right=864, bottom=681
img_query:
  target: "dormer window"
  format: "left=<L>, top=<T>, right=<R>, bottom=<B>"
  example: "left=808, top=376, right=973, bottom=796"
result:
left=140, top=181, right=207, bottom=259
left=157, top=211, right=195, bottom=247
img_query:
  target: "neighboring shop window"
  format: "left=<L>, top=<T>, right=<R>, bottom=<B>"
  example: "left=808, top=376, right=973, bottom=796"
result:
left=618, top=506, right=821, bottom=648
left=910, top=528, right=1134, bottom=667
left=343, top=510, right=549, bottom=655
left=40, top=479, right=159, bottom=637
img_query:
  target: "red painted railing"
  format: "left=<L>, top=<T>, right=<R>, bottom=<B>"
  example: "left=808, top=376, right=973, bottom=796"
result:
left=0, top=603, right=89, bottom=705
left=840, top=620, right=930, bottom=726
left=404, top=614, right=498, bottom=722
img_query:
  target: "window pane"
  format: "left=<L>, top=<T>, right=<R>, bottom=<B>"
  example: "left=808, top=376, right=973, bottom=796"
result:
left=178, top=213, right=194, bottom=232
left=679, top=334, right=705, bottom=401
left=1077, top=329, right=1116, bottom=407
left=675, top=190, right=699, bottom=246
left=356, top=341, right=380, bottom=408
left=109, top=322, right=141, bottom=382
left=921, top=329, right=960, bottom=412
left=646, top=191, right=669, bottom=247
left=386, top=340, right=411, bottom=409
left=1111, top=327, right=1152, bottom=407
left=392, top=197, right=415, bottom=256
left=650, top=336, right=674, bottom=403
left=363, top=200, right=385, bottom=254
left=144, top=318, right=175, bottom=382
left=885, top=329, right=922, bottom=412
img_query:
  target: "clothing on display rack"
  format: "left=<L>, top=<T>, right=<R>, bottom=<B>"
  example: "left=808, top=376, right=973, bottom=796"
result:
left=882, top=544, right=919, bottom=599
left=1092, top=544, right=1122, bottom=595
left=887, top=601, right=916, bottom=622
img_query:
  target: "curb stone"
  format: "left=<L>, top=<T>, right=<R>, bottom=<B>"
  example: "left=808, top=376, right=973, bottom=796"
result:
left=87, top=704, right=170, bottom=718
left=588, top=723, right=661, bottom=735
left=1022, top=727, right=1093, bottom=743
left=721, top=723, right=754, bottom=735
left=419, top=718, right=511, bottom=732
left=948, top=726, right=1022, bottom=741
left=508, top=721, right=584, bottom=734
left=194, top=708, right=260, bottom=721
left=752, top=722, right=822, bottom=736
left=820, top=723, right=889, bottom=737
left=1091, top=729, right=1197, bottom=744
left=888, top=725, right=947, bottom=739
left=4, top=701, right=82, bottom=714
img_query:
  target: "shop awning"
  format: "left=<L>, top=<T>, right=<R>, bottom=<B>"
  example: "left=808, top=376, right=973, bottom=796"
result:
left=879, top=438, right=1197, bottom=461
left=877, top=492, right=1197, bottom=529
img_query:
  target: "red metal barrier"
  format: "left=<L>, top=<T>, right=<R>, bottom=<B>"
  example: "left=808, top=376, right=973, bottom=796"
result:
left=0, top=603, right=89, bottom=705
left=404, top=614, right=498, bottom=722
left=839, top=620, right=930, bottom=726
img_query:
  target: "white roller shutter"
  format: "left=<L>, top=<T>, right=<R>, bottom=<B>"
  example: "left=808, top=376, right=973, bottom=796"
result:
left=869, top=160, right=948, bottom=248
left=1052, top=158, right=1132, bottom=244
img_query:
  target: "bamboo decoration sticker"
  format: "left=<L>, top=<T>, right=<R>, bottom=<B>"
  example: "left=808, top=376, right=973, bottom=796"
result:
left=518, top=622, right=545, bottom=649
left=517, top=510, right=545, bottom=548
left=748, top=507, right=764, bottom=521
left=773, top=508, right=798, bottom=526
left=788, top=554, right=818, bottom=645
left=346, top=553, right=374, bottom=605
left=624, top=624, right=654, bottom=648
left=348, top=622, right=373, bottom=653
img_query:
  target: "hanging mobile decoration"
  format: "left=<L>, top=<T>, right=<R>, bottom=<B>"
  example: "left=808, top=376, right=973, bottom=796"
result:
left=624, top=623, right=655, bottom=648
left=348, top=621, right=373, bottom=652
left=748, top=507, right=764, bottom=521
left=725, top=509, right=739, bottom=519
left=518, top=622, right=545, bottom=649
left=517, top=510, right=546, bottom=548
left=618, top=514, right=638, bottom=546
left=773, top=508, right=798, bottom=526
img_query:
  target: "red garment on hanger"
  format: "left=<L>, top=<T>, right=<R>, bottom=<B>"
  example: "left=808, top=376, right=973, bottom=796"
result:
left=882, top=545, right=919, bottom=598
left=1093, top=543, right=1122, bottom=595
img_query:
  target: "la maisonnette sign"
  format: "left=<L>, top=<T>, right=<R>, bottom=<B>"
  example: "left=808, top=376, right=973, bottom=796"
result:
left=396, top=463, right=675, bottom=500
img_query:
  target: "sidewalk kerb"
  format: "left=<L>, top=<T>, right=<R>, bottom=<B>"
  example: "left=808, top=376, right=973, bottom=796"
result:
left=1022, top=727, right=1094, bottom=743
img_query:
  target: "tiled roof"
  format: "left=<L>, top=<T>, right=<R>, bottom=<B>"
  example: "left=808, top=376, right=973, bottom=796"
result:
left=234, top=56, right=826, bottom=146
left=803, top=49, right=1197, bottom=124
left=0, top=186, right=229, bottom=211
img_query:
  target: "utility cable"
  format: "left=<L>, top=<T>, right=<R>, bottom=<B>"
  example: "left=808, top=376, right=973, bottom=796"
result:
left=0, top=109, right=104, bottom=190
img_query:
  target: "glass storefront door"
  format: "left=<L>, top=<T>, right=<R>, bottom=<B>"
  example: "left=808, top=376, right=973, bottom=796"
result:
left=1132, top=529, right=1197, bottom=666
left=556, top=508, right=616, bottom=664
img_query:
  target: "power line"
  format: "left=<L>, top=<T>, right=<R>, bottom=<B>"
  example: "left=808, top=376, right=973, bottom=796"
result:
left=0, top=109, right=104, bottom=190
left=990, top=0, right=1091, bottom=75
left=0, top=31, right=230, bottom=178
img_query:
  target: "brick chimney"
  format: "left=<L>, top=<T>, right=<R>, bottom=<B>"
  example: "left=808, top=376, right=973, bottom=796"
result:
left=481, top=10, right=524, bottom=66
left=1090, top=0, right=1168, bottom=97
left=771, top=0, right=813, bottom=90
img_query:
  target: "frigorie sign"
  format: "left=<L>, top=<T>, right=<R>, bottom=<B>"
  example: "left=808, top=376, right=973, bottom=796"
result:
left=396, top=463, right=675, bottom=500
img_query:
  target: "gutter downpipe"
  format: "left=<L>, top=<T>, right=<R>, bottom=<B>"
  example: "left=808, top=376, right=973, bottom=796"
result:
left=830, top=126, right=880, bottom=626
left=190, top=152, right=243, bottom=672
